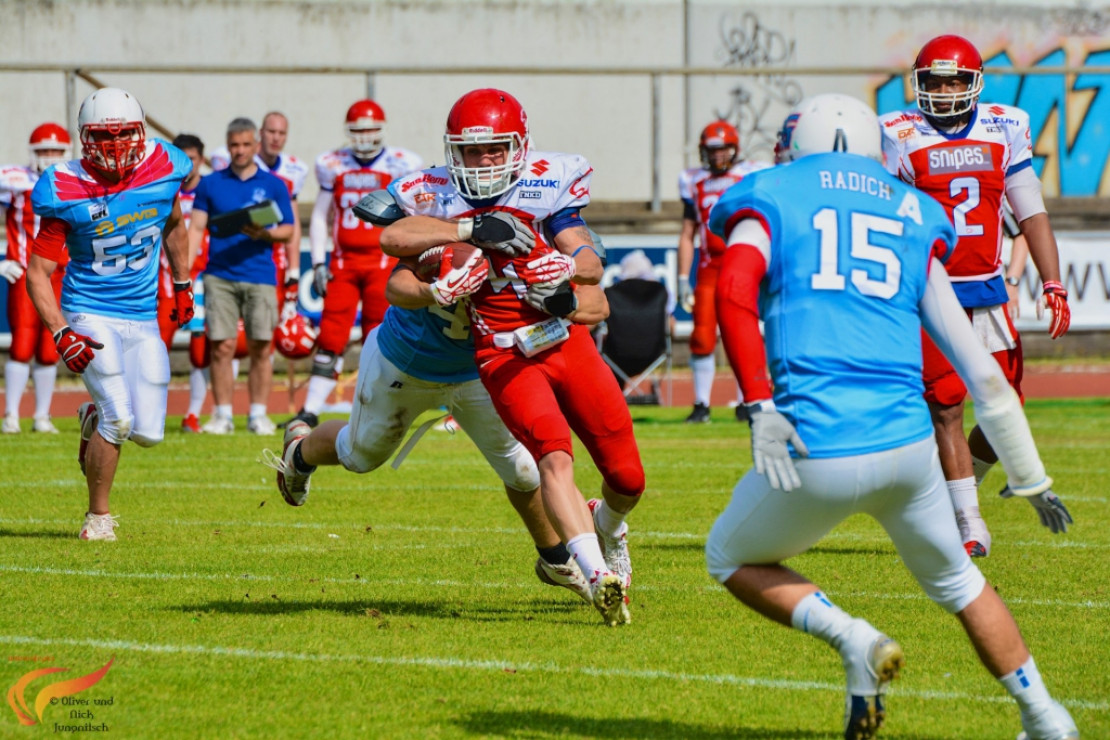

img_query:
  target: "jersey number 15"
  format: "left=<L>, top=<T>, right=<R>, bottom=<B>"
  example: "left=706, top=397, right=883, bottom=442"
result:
left=810, top=208, right=902, bottom=300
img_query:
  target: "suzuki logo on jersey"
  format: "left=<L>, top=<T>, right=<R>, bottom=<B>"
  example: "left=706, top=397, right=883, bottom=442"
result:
left=989, top=105, right=1006, bottom=116
left=530, top=160, right=550, bottom=176
left=517, top=178, right=559, bottom=188
left=927, top=145, right=994, bottom=174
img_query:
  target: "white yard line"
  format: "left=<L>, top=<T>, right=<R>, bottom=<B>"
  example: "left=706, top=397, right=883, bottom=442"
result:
left=0, top=634, right=1104, bottom=712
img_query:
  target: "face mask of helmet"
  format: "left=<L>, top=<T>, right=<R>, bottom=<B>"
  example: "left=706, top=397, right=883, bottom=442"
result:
left=77, top=88, right=147, bottom=177
left=345, top=100, right=387, bottom=158
left=28, top=123, right=73, bottom=174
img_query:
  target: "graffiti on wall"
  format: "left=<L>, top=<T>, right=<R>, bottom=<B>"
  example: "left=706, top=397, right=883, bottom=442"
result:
left=713, top=12, right=804, bottom=160
left=875, top=45, right=1110, bottom=197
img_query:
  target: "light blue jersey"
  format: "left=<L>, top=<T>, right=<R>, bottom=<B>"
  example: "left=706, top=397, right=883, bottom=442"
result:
left=32, top=140, right=192, bottom=321
left=376, top=300, right=478, bottom=383
left=709, top=153, right=957, bottom=458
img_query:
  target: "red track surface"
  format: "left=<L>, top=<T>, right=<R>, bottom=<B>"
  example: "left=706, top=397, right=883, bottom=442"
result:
left=19, top=364, right=1110, bottom=421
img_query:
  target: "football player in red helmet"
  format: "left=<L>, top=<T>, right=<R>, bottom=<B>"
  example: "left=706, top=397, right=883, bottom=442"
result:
left=678, top=119, right=769, bottom=424
left=345, top=99, right=387, bottom=159
left=29, top=123, right=73, bottom=174
left=444, top=88, right=531, bottom=199
left=880, top=35, right=1072, bottom=559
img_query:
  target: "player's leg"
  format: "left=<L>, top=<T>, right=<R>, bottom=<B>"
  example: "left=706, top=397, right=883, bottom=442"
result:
left=874, top=438, right=1076, bottom=739
left=686, top=261, right=720, bottom=423
left=183, top=332, right=209, bottom=432
left=243, top=281, right=279, bottom=434
left=3, top=280, right=37, bottom=433
left=123, top=319, right=171, bottom=449
left=298, top=265, right=359, bottom=423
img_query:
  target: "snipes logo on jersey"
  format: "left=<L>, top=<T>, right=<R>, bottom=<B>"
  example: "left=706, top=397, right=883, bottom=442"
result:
left=341, top=173, right=382, bottom=190
left=927, top=144, right=995, bottom=174
left=6, top=655, right=114, bottom=727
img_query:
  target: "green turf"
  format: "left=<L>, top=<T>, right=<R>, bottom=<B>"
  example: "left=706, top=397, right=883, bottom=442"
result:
left=0, top=400, right=1106, bottom=738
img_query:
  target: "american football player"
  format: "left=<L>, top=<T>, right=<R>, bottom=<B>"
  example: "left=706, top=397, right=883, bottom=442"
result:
left=25, top=88, right=194, bottom=541
left=708, top=92, right=1077, bottom=740
left=282, top=99, right=424, bottom=429
left=375, top=88, right=645, bottom=626
left=1, top=123, right=72, bottom=434
left=879, top=34, right=1072, bottom=557
left=677, top=120, right=769, bottom=424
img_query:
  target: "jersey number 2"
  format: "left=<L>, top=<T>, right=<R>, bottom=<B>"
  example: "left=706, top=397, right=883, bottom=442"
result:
left=810, top=209, right=902, bottom=299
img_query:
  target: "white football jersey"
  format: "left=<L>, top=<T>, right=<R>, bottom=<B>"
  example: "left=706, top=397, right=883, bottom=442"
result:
left=0, top=164, right=40, bottom=265
left=316, top=146, right=423, bottom=252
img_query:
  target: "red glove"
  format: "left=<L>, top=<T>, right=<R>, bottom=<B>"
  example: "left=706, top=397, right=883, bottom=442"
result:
left=430, top=248, right=489, bottom=306
left=170, top=280, right=195, bottom=327
left=53, top=326, right=104, bottom=374
left=1036, top=280, right=1070, bottom=339
left=516, top=252, right=576, bottom=286
left=283, top=275, right=300, bottom=305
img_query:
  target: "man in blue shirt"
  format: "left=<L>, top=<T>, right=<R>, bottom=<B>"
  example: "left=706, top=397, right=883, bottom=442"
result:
left=705, top=94, right=1076, bottom=740
left=188, top=117, right=295, bottom=436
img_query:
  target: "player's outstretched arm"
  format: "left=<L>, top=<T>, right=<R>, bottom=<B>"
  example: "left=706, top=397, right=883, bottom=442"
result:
left=380, top=215, right=461, bottom=258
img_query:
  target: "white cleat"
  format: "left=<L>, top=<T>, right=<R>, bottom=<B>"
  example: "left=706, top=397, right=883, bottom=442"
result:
left=202, top=414, right=234, bottom=435
left=1017, top=700, right=1079, bottom=740
left=32, top=415, right=59, bottom=433
left=587, top=498, right=632, bottom=589
left=534, top=557, right=592, bottom=604
left=588, top=570, right=630, bottom=627
left=79, top=511, right=119, bottom=542
left=260, top=420, right=314, bottom=506
left=1, top=412, right=20, bottom=434
left=843, top=629, right=904, bottom=740
left=247, top=415, right=277, bottom=435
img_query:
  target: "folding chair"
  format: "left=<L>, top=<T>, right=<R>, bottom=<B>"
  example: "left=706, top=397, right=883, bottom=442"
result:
left=596, top=279, right=672, bottom=405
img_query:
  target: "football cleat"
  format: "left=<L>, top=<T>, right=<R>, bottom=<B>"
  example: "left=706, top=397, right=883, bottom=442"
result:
left=247, top=415, right=277, bottom=436
left=278, top=409, right=319, bottom=430
left=685, top=402, right=711, bottom=423
left=77, top=402, right=98, bottom=476
left=1, top=412, right=20, bottom=434
left=202, top=414, right=234, bottom=435
left=534, top=557, right=592, bottom=604
left=587, top=498, right=631, bottom=590
left=79, top=511, right=119, bottom=542
left=32, top=415, right=59, bottom=433
left=1016, top=700, right=1079, bottom=740
left=588, top=570, right=630, bottom=627
left=843, top=633, right=905, bottom=740
left=261, top=420, right=314, bottom=506
left=181, top=414, right=201, bottom=433
left=734, top=404, right=750, bottom=423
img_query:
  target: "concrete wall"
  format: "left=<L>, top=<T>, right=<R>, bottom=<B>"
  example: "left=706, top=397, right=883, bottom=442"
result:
left=3, top=1, right=1109, bottom=203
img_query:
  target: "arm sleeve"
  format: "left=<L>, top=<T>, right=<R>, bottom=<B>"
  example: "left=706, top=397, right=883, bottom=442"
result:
left=31, top=217, right=70, bottom=262
left=716, top=223, right=774, bottom=403
left=919, top=258, right=1051, bottom=495
left=1004, top=166, right=1047, bottom=222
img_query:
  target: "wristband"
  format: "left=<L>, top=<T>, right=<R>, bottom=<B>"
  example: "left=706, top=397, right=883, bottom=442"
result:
left=571, top=245, right=598, bottom=259
left=1005, top=275, right=1020, bottom=287
left=52, top=326, right=73, bottom=344
left=173, top=280, right=192, bottom=292
left=744, top=399, right=777, bottom=415
left=456, top=218, right=474, bottom=241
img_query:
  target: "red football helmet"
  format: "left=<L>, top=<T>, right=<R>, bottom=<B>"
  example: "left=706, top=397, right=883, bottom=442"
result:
left=345, top=99, right=387, bottom=158
left=78, top=87, right=147, bottom=177
left=444, top=88, right=530, bottom=199
left=699, top=120, right=740, bottom=172
left=273, top=314, right=318, bottom=360
left=912, top=35, right=984, bottom=119
left=28, top=122, right=72, bottom=173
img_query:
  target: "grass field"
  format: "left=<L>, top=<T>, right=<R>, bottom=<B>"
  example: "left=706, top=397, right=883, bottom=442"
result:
left=0, top=399, right=1106, bottom=739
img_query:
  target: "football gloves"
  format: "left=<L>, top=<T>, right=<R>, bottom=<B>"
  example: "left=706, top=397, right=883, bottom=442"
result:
left=1000, top=485, right=1074, bottom=534
left=0, top=259, right=24, bottom=284
left=430, top=248, right=489, bottom=306
left=677, top=274, right=694, bottom=313
left=1036, top=280, right=1070, bottom=339
left=747, top=405, right=810, bottom=492
left=458, top=212, right=536, bottom=256
left=53, top=326, right=103, bottom=374
left=170, top=280, right=195, bottom=327
left=524, top=281, right=578, bottom=317
left=518, top=252, right=576, bottom=287
left=312, top=263, right=332, bottom=297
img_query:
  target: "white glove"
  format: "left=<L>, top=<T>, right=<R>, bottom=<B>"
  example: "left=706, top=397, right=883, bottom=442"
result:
left=430, top=250, right=489, bottom=306
left=1000, top=485, right=1074, bottom=534
left=747, top=404, right=809, bottom=492
left=458, top=212, right=536, bottom=256
left=312, top=263, right=332, bottom=297
left=518, top=252, right=576, bottom=287
left=0, top=259, right=24, bottom=284
left=678, top=274, right=694, bottom=313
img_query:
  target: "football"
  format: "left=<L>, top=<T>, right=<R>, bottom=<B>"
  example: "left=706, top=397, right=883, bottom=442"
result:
left=415, top=242, right=482, bottom=282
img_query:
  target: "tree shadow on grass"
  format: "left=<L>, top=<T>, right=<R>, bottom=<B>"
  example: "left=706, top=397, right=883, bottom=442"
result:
left=165, top=597, right=584, bottom=623
left=454, top=710, right=830, bottom=739
left=0, top=527, right=74, bottom=539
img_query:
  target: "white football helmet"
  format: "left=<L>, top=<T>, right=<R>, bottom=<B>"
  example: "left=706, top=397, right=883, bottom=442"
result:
left=775, top=94, right=882, bottom=163
left=78, top=87, right=147, bottom=176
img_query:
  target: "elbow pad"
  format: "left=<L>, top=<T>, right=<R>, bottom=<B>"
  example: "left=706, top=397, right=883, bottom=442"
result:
left=353, top=190, right=405, bottom=226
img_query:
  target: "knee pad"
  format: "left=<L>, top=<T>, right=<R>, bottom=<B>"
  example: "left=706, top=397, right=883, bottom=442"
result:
left=130, top=430, right=163, bottom=448
left=310, top=350, right=341, bottom=380
left=340, top=449, right=385, bottom=475
left=99, top=414, right=134, bottom=445
left=601, top=459, right=645, bottom=498
left=920, top=561, right=987, bottom=614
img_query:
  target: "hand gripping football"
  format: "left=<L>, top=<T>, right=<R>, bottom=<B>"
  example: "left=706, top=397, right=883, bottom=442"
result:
left=416, top=242, right=482, bottom=283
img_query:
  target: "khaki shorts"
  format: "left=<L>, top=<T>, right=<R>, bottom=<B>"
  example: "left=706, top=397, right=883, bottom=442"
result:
left=203, top=274, right=277, bottom=342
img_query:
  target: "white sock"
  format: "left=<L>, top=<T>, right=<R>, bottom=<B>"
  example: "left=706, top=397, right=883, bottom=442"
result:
left=4, top=360, right=30, bottom=416
left=691, top=354, right=715, bottom=407
left=734, top=380, right=744, bottom=406
left=231, top=358, right=241, bottom=379
left=947, top=477, right=980, bottom=515
left=187, top=367, right=208, bottom=416
left=972, top=455, right=996, bottom=488
left=790, top=591, right=862, bottom=650
left=567, top=532, right=608, bottom=578
left=1000, top=656, right=1054, bottom=714
left=31, top=362, right=57, bottom=418
left=592, top=498, right=628, bottom=537
left=303, top=375, right=336, bottom=415
left=249, top=403, right=268, bottom=420
left=215, top=404, right=233, bottom=419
